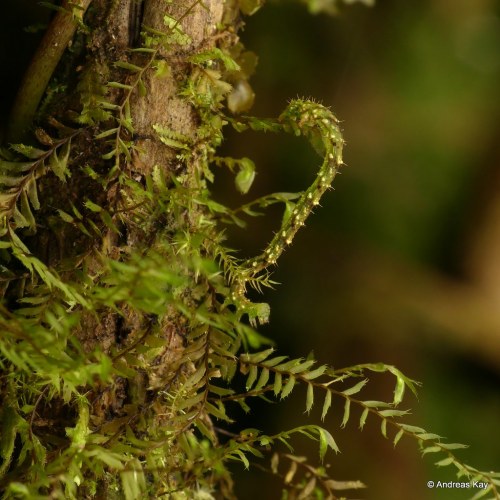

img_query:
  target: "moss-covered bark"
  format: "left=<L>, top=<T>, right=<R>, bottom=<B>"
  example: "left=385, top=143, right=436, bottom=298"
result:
left=2, top=1, right=236, bottom=496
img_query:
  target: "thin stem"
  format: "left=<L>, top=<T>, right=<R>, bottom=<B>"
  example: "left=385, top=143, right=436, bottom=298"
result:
left=7, top=0, right=92, bottom=143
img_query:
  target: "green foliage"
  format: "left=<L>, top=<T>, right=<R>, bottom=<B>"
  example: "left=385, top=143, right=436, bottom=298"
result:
left=1, top=1, right=499, bottom=499
left=299, top=0, right=375, bottom=15
left=0, top=131, right=75, bottom=231
left=241, top=0, right=375, bottom=16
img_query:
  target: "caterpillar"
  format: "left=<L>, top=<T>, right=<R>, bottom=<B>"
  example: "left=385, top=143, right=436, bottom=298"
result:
left=233, top=99, right=344, bottom=295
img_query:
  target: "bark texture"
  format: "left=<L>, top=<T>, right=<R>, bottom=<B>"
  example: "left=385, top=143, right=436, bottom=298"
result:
left=76, top=0, right=224, bottom=397
left=4, top=0, right=230, bottom=495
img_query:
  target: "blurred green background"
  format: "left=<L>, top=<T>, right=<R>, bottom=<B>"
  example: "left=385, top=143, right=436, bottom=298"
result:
left=218, top=0, right=500, bottom=498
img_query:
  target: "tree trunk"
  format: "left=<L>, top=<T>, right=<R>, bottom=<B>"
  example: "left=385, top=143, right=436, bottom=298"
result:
left=1, top=0, right=238, bottom=497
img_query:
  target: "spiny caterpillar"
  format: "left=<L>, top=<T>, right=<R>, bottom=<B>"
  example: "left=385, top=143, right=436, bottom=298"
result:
left=234, top=99, right=344, bottom=293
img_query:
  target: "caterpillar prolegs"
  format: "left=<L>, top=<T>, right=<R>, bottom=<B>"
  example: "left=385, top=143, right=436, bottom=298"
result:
left=232, top=99, right=345, bottom=296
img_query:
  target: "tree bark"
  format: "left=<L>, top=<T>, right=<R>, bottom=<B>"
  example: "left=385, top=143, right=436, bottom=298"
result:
left=3, top=0, right=234, bottom=496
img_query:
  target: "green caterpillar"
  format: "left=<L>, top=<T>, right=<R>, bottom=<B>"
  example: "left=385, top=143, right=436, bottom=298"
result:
left=233, top=99, right=344, bottom=295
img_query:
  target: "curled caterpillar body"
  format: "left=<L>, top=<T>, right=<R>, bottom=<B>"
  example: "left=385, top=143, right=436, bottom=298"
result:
left=236, top=99, right=344, bottom=290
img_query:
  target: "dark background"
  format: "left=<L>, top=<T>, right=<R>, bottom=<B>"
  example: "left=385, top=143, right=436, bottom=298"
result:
left=219, top=1, right=500, bottom=498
